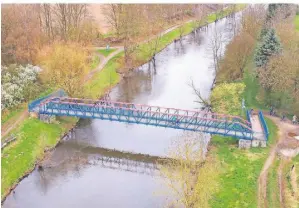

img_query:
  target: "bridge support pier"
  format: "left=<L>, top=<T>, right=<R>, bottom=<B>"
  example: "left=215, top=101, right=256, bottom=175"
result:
left=238, top=139, right=252, bottom=149
left=39, top=114, right=56, bottom=124
left=239, top=139, right=267, bottom=149
left=251, top=140, right=267, bottom=148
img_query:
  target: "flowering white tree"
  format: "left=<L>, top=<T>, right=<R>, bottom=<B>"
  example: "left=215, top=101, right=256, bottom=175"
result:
left=1, top=64, right=42, bottom=110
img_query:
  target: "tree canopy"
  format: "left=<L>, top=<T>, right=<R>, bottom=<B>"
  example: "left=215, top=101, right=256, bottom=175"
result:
left=254, top=28, right=281, bottom=67
left=38, top=43, right=89, bottom=97
left=210, top=82, right=245, bottom=116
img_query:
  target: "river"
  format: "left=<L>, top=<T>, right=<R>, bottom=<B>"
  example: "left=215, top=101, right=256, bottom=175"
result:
left=3, top=12, right=241, bottom=208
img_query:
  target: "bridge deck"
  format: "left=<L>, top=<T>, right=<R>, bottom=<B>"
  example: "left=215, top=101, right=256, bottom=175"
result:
left=28, top=95, right=260, bottom=140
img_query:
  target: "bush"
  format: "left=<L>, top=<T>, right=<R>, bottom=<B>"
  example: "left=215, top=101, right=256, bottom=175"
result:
left=1, top=64, right=42, bottom=110
left=210, top=82, right=245, bottom=116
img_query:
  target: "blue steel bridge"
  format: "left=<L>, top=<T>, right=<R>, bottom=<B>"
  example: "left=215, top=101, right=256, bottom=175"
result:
left=29, top=90, right=267, bottom=141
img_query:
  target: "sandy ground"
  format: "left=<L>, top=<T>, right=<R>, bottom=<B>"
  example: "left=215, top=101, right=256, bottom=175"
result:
left=258, top=115, right=299, bottom=208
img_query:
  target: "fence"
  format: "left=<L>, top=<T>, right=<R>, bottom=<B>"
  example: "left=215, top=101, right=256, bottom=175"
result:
left=246, top=109, right=252, bottom=128
left=258, top=110, right=269, bottom=141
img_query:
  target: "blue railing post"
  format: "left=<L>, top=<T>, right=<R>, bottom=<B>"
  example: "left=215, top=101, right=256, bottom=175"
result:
left=258, top=110, right=269, bottom=141
left=246, top=109, right=252, bottom=127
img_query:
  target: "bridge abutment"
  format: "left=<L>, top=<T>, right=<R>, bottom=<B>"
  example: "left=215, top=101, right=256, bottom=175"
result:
left=238, top=139, right=267, bottom=149
left=38, top=114, right=56, bottom=124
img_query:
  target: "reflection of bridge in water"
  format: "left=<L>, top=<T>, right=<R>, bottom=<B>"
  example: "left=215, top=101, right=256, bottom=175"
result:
left=90, top=155, right=159, bottom=176
left=42, top=142, right=168, bottom=177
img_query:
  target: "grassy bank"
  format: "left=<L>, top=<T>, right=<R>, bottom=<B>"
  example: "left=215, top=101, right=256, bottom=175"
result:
left=97, top=48, right=117, bottom=57
left=295, top=14, right=299, bottom=31
left=209, top=118, right=278, bottom=208
left=267, top=157, right=280, bottom=208
left=135, top=4, right=246, bottom=64
left=84, top=52, right=124, bottom=99
left=1, top=116, right=78, bottom=199
left=90, top=54, right=100, bottom=70
left=243, top=57, right=267, bottom=110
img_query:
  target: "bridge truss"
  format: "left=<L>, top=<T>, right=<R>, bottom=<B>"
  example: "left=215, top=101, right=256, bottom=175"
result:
left=30, top=94, right=255, bottom=140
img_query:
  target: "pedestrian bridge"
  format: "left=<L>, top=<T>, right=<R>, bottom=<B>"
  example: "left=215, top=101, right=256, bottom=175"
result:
left=29, top=90, right=268, bottom=141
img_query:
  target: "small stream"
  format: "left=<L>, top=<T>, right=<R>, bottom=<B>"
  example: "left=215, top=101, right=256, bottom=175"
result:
left=3, top=12, right=242, bottom=208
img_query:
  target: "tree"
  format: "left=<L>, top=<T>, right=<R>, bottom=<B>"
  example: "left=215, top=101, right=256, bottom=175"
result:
left=207, top=27, right=226, bottom=85
left=1, top=5, right=42, bottom=64
left=38, top=44, right=89, bottom=97
left=143, top=5, right=166, bottom=62
left=210, top=82, right=245, bottom=116
left=254, top=28, right=281, bottom=67
left=258, top=53, right=299, bottom=114
left=160, top=132, right=219, bottom=208
left=217, top=32, right=255, bottom=82
left=102, top=4, right=122, bottom=38
left=240, top=4, right=266, bottom=41
left=191, top=5, right=208, bottom=32
left=1, top=64, right=42, bottom=110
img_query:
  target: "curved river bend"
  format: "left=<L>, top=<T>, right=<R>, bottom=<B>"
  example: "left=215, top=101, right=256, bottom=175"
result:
left=3, top=13, right=241, bottom=208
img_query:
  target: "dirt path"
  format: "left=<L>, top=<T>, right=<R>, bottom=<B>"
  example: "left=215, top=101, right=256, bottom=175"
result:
left=1, top=110, right=28, bottom=138
left=85, top=46, right=124, bottom=81
left=257, top=115, right=298, bottom=208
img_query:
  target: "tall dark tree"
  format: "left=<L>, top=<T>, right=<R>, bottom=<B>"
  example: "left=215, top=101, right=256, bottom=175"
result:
left=254, top=28, right=281, bottom=67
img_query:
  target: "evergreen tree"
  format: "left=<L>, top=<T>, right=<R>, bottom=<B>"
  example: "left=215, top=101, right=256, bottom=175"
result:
left=254, top=28, right=281, bottom=67
left=259, top=28, right=269, bottom=40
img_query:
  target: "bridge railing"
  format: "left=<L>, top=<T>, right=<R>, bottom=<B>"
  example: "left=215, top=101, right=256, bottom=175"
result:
left=46, top=97, right=252, bottom=128
left=28, top=89, right=67, bottom=112
left=258, top=111, right=269, bottom=141
left=39, top=98, right=254, bottom=134
left=246, top=109, right=252, bottom=128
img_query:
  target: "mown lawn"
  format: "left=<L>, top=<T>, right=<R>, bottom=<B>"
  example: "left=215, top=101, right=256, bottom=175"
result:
left=1, top=105, right=26, bottom=126
left=90, top=54, right=100, bottom=70
left=210, top=118, right=278, bottom=208
left=1, top=116, right=77, bottom=199
left=243, top=57, right=267, bottom=110
left=84, top=52, right=124, bottom=99
left=267, top=157, right=280, bottom=208
left=97, top=48, right=117, bottom=57
left=295, top=14, right=299, bottom=31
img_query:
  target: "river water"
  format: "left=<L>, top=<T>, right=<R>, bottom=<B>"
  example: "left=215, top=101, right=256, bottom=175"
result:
left=3, top=13, right=241, bottom=208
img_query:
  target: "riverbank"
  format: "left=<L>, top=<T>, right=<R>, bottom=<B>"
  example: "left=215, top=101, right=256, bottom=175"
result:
left=206, top=5, right=299, bottom=207
left=1, top=5, right=246, bottom=201
left=1, top=117, right=78, bottom=201
left=209, top=118, right=278, bottom=207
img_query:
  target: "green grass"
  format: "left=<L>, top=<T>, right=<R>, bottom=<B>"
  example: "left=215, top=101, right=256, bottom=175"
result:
left=295, top=14, right=299, bottom=31
left=267, top=157, right=280, bottom=208
left=243, top=57, right=267, bottom=110
left=84, top=52, right=123, bottom=99
left=90, top=54, right=100, bottom=70
left=210, top=117, right=278, bottom=208
left=97, top=48, right=117, bottom=57
left=1, top=105, right=26, bottom=125
left=1, top=116, right=77, bottom=199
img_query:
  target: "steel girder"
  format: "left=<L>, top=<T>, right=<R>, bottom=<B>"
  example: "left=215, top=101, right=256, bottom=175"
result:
left=36, top=98, right=254, bottom=140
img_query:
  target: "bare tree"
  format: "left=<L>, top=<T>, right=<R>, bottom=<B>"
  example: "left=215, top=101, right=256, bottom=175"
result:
left=160, top=132, right=218, bottom=208
left=188, top=79, right=212, bottom=112
left=207, top=27, right=226, bottom=85
left=40, top=4, right=54, bottom=43
left=102, top=4, right=122, bottom=38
